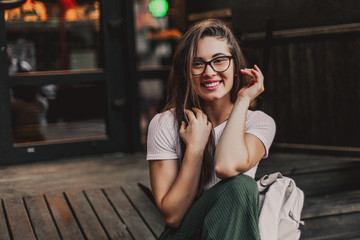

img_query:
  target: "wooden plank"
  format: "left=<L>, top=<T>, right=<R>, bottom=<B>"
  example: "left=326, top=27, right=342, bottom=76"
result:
left=122, top=183, right=165, bottom=238
left=45, top=192, right=84, bottom=240
left=187, top=8, right=232, bottom=22
left=2, top=197, right=36, bottom=240
left=0, top=200, right=10, bottom=240
left=242, top=23, right=360, bottom=41
left=65, top=190, right=108, bottom=240
left=256, top=153, right=360, bottom=178
left=302, top=190, right=360, bottom=219
left=84, top=189, right=132, bottom=239
left=272, top=143, right=360, bottom=156
left=24, top=195, right=61, bottom=240
left=256, top=154, right=360, bottom=197
left=291, top=168, right=360, bottom=197
left=104, top=187, right=156, bottom=240
left=301, top=212, right=360, bottom=240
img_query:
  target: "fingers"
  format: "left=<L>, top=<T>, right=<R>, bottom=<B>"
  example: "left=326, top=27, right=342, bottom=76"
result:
left=184, top=108, right=210, bottom=127
left=250, top=69, right=262, bottom=84
left=240, top=68, right=255, bottom=78
left=192, top=108, right=207, bottom=121
left=193, top=108, right=212, bottom=130
left=240, top=65, right=264, bottom=81
left=254, top=64, right=263, bottom=75
left=237, top=65, right=265, bottom=100
left=184, top=109, right=196, bottom=122
left=206, top=120, right=212, bottom=130
left=179, top=120, right=186, bottom=133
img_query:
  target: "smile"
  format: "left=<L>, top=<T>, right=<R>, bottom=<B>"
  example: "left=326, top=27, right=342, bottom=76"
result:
left=203, top=82, right=220, bottom=88
left=201, top=80, right=222, bottom=90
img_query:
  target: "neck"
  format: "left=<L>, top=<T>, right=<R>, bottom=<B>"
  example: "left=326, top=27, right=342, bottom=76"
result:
left=204, top=98, right=233, bottom=127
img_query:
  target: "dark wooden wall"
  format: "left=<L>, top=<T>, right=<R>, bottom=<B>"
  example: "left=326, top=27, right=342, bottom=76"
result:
left=186, top=0, right=360, bottom=34
left=185, top=0, right=360, bottom=149
left=250, top=34, right=360, bottom=148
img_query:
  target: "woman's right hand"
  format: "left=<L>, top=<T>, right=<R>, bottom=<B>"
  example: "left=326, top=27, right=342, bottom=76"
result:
left=179, top=108, right=212, bottom=154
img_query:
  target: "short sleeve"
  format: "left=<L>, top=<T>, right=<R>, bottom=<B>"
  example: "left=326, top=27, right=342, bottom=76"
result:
left=245, top=111, right=276, bottom=158
left=146, top=111, right=179, bottom=160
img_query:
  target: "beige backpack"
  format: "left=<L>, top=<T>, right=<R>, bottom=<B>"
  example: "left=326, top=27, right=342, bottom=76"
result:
left=257, top=172, right=305, bottom=240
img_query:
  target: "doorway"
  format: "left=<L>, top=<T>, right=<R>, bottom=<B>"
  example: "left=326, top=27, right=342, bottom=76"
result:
left=0, top=0, right=139, bottom=163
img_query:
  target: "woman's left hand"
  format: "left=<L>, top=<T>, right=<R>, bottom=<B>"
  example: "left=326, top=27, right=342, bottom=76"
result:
left=237, top=65, right=264, bottom=102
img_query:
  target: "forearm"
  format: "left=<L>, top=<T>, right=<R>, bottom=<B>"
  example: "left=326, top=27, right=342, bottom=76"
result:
left=159, top=148, right=203, bottom=228
left=214, top=97, right=251, bottom=178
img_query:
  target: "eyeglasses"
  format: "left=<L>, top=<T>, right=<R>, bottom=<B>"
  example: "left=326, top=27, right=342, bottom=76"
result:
left=191, top=56, right=233, bottom=76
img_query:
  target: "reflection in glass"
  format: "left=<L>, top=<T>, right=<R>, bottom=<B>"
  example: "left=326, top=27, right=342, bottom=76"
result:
left=5, top=0, right=102, bottom=72
left=133, top=0, right=182, bottom=68
left=139, top=79, right=164, bottom=147
left=11, top=83, right=107, bottom=145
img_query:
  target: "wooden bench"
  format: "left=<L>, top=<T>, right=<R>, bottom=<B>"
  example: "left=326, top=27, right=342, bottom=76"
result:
left=0, top=184, right=165, bottom=240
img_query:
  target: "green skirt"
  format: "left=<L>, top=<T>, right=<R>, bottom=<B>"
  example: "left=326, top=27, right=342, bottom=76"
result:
left=159, top=174, right=260, bottom=240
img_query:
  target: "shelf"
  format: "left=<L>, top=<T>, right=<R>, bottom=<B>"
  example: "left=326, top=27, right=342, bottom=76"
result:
left=6, top=19, right=99, bottom=31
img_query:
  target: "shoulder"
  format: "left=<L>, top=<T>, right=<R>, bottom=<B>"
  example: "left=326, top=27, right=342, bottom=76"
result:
left=147, top=109, right=179, bottom=160
left=149, top=109, right=177, bottom=130
left=245, top=110, right=276, bottom=158
left=148, top=109, right=179, bottom=143
left=246, top=110, right=276, bottom=128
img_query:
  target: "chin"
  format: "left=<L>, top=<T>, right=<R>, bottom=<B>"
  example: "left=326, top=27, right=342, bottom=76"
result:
left=200, top=93, right=227, bottom=102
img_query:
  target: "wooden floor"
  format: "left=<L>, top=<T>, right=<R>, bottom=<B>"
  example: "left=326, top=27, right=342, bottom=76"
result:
left=0, top=152, right=359, bottom=239
left=0, top=153, right=164, bottom=239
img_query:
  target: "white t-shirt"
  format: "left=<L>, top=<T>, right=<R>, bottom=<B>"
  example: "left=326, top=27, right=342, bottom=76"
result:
left=146, top=109, right=276, bottom=189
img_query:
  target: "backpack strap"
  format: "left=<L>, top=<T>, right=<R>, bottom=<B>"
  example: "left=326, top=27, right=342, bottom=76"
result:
left=257, top=172, right=283, bottom=211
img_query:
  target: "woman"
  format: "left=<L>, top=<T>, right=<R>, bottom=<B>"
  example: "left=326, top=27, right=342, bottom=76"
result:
left=147, top=19, right=276, bottom=239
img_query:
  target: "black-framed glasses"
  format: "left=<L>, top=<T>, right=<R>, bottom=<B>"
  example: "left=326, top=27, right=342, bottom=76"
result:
left=191, top=56, right=233, bottom=76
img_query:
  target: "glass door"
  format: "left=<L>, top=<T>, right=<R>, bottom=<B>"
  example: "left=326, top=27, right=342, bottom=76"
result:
left=0, top=0, right=138, bottom=163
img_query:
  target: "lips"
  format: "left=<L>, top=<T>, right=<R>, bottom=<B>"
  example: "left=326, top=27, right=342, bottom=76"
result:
left=201, top=80, right=222, bottom=90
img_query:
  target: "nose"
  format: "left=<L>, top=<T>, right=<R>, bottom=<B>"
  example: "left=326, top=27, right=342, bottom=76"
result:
left=203, top=63, right=216, bottom=76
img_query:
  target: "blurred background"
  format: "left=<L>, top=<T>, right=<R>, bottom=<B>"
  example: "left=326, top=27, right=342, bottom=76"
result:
left=0, top=0, right=359, bottom=163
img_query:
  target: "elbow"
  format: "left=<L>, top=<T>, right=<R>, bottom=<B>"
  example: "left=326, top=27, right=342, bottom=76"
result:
left=214, top=157, right=251, bottom=179
left=164, top=216, right=181, bottom=229
left=158, top=199, right=184, bottom=229
left=214, top=164, right=239, bottom=179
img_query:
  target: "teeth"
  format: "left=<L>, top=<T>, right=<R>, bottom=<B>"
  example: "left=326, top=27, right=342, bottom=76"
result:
left=203, top=82, right=220, bottom=88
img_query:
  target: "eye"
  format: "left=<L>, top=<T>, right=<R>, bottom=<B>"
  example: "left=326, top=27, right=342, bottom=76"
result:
left=212, top=57, right=227, bottom=65
left=192, top=61, right=204, bottom=68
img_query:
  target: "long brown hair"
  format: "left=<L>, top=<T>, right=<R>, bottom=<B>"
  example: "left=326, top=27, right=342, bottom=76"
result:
left=164, top=19, right=248, bottom=196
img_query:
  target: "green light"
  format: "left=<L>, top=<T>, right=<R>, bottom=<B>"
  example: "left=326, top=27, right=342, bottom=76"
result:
left=149, top=0, right=168, bottom=18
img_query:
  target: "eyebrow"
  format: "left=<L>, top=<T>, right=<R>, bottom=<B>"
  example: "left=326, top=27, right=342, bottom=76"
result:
left=193, top=53, right=227, bottom=60
left=212, top=53, right=227, bottom=58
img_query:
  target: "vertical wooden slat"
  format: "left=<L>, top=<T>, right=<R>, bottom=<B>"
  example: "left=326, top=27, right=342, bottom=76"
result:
left=45, top=192, right=84, bottom=240
left=0, top=200, right=10, bottom=240
left=104, top=187, right=156, bottom=240
left=305, top=43, right=317, bottom=143
left=65, top=190, right=108, bottom=240
left=24, top=195, right=61, bottom=240
left=3, top=198, right=36, bottom=240
left=84, top=188, right=132, bottom=239
left=122, top=183, right=165, bottom=238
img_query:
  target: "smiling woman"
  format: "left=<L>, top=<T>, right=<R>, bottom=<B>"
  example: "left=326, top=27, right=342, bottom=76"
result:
left=146, top=19, right=276, bottom=239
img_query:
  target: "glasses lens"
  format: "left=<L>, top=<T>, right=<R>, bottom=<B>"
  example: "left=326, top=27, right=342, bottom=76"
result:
left=211, top=57, right=230, bottom=72
left=191, top=60, right=205, bottom=75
